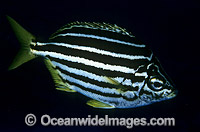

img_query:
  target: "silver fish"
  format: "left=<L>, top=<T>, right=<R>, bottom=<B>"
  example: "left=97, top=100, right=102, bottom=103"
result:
left=7, top=16, right=177, bottom=109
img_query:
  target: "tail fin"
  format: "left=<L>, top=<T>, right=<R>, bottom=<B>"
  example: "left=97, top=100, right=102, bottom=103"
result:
left=7, top=16, right=36, bottom=70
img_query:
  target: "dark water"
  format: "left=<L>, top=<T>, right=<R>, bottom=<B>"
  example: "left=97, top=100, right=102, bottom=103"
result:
left=0, top=0, right=199, bottom=131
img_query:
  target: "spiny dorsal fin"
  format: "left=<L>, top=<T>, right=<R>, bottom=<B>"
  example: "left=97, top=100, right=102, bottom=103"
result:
left=50, top=21, right=134, bottom=38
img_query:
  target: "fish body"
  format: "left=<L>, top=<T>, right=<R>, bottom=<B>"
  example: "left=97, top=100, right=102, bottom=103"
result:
left=7, top=16, right=177, bottom=109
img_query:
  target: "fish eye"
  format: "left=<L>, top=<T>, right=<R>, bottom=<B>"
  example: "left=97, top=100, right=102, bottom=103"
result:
left=148, top=77, right=164, bottom=91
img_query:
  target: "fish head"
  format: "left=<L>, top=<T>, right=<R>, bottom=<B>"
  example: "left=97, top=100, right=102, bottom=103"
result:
left=137, top=57, right=177, bottom=105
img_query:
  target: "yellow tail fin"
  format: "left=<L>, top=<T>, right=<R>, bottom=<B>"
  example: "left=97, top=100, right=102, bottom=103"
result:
left=7, top=16, right=36, bottom=70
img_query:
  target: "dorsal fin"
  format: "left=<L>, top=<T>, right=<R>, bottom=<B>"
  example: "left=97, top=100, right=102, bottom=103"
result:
left=50, top=21, right=135, bottom=39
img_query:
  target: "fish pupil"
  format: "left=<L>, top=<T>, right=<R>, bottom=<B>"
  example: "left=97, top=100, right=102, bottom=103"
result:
left=153, top=82, right=162, bottom=88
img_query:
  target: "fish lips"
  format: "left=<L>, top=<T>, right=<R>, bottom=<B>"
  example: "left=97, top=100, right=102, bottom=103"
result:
left=166, top=88, right=178, bottom=99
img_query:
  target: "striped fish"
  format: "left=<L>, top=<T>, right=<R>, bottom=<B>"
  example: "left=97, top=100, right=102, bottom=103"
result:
left=7, top=16, right=177, bottom=109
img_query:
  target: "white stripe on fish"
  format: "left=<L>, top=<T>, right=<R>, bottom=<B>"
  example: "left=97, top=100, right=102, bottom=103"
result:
left=37, top=42, right=152, bottom=61
left=60, top=72, right=120, bottom=95
left=52, top=60, right=106, bottom=83
left=51, top=33, right=146, bottom=47
left=33, top=50, right=137, bottom=74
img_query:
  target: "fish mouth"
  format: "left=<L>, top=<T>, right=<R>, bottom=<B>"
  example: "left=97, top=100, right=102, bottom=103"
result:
left=167, top=90, right=178, bottom=99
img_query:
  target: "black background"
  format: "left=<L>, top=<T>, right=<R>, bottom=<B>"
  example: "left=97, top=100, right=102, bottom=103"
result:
left=0, top=0, right=200, bottom=131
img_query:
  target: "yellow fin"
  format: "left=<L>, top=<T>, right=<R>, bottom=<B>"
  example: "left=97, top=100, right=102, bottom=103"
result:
left=56, top=87, right=76, bottom=92
left=44, top=59, right=76, bottom=92
left=104, top=76, right=120, bottom=85
left=86, top=100, right=115, bottom=109
left=7, top=16, right=36, bottom=70
left=103, top=77, right=127, bottom=93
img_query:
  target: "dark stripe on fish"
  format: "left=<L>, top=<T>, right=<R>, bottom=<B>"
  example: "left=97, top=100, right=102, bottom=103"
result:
left=49, top=36, right=152, bottom=56
left=33, top=44, right=150, bottom=69
left=46, top=56, right=135, bottom=79
left=50, top=26, right=143, bottom=45
left=131, top=76, right=146, bottom=84
left=56, top=65, right=135, bottom=92
left=59, top=70, right=138, bottom=101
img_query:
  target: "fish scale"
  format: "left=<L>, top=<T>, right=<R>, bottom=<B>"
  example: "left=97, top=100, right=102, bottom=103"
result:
left=7, top=16, right=177, bottom=109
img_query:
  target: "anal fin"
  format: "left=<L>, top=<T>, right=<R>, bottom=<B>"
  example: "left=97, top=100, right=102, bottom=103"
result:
left=87, top=100, right=115, bottom=109
left=44, top=59, right=76, bottom=92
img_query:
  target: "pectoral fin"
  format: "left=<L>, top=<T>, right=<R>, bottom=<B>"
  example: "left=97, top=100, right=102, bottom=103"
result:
left=103, top=76, right=127, bottom=93
left=86, top=100, right=115, bottom=109
left=104, top=76, right=120, bottom=85
left=44, top=59, right=76, bottom=92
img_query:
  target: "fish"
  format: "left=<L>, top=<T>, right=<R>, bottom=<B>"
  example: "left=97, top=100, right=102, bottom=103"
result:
left=7, top=16, right=177, bottom=109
